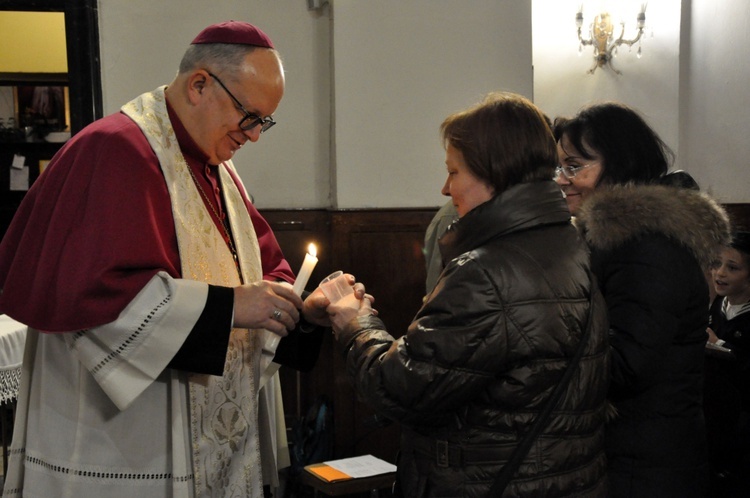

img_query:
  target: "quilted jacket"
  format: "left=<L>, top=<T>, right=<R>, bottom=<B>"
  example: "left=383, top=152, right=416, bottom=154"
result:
left=335, top=181, right=610, bottom=497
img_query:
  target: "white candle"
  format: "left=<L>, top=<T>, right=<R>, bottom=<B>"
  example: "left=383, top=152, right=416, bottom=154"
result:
left=292, top=243, right=318, bottom=296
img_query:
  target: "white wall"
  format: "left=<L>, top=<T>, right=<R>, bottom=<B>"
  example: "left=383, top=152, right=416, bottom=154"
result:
left=681, top=0, right=750, bottom=203
left=331, top=0, right=532, bottom=208
left=532, top=0, right=681, bottom=155
left=98, top=0, right=331, bottom=208
left=97, top=0, right=532, bottom=209
left=533, top=0, right=750, bottom=204
left=97, top=0, right=750, bottom=209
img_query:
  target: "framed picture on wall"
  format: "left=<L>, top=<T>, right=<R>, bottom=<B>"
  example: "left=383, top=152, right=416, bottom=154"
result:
left=13, top=85, right=70, bottom=138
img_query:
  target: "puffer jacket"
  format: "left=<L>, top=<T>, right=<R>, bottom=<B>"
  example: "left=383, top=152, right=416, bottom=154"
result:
left=335, top=181, right=610, bottom=497
left=575, top=184, right=731, bottom=498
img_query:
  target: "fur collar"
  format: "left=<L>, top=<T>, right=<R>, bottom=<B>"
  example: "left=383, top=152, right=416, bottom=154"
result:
left=575, top=184, right=730, bottom=268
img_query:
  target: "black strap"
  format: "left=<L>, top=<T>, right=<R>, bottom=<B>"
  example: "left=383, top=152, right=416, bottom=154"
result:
left=487, top=286, right=598, bottom=497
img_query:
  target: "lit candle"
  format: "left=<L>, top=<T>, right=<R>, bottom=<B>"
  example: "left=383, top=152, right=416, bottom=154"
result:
left=292, top=243, right=318, bottom=296
left=261, top=243, right=319, bottom=387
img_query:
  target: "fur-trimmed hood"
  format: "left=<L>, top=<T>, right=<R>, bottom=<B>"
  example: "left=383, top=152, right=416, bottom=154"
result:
left=575, top=184, right=731, bottom=268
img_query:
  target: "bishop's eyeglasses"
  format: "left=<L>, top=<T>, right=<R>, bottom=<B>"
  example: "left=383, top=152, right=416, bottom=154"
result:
left=208, top=72, right=276, bottom=133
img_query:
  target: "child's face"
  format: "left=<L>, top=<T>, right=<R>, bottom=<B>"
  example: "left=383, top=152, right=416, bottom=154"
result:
left=712, top=247, right=750, bottom=304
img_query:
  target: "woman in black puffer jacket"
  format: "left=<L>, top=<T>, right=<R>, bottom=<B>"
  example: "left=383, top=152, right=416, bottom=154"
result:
left=327, top=93, right=611, bottom=497
left=554, top=102, right=731, bottom=497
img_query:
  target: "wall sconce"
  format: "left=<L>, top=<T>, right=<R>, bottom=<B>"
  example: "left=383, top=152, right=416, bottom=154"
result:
left=576, top=3, right=647, bottom=74
left=307, top=0, right=328, bottom=10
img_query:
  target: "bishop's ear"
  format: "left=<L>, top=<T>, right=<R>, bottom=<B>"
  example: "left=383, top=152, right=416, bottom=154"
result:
left=187, top=70, right=210, bottom=103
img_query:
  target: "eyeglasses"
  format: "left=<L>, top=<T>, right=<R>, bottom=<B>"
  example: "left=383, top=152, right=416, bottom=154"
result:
left=208, top=72, right=276, bottom=133
left=555, top=162, right=597, bottom=180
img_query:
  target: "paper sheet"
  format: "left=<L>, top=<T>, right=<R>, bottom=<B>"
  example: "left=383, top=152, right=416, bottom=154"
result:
left=10, top=167, right=29, bottom=191
left=324, top=454, right=397, bottom=479
left=706, top=341, right=732, bottom=353
left=11, top=154, right=25, bottom=169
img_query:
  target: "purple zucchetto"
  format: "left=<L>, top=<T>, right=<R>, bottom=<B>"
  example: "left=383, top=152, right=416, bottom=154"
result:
left=191, top=20, right=274, bottom=49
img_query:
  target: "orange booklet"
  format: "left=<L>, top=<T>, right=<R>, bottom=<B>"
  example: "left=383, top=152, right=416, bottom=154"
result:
left=305, top=463, right=354, bottom=483
left=305, top=454, right=397, bottom=483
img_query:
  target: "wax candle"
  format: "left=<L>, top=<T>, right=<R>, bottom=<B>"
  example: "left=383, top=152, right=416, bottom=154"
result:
left=261, top=243, right=319, bottom=386
left=292, top=243, right=318, bottom=296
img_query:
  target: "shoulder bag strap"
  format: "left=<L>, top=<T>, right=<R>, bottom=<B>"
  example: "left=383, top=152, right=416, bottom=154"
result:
left=487, top=282, right=598, bottom=497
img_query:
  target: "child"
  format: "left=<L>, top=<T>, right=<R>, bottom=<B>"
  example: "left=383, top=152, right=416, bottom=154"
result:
left=705, top=231, right=750, bottom=495
left=708, top=231, right=750, bottom=363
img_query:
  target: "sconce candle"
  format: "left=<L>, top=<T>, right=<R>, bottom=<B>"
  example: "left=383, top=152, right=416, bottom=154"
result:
left=292, top=243, right=318, bottom=296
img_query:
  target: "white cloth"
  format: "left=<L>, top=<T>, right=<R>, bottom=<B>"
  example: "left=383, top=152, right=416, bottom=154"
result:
left=722, top=296, right=750, bottom=321
left=0, top=315, right=26, bottom=404
left=2, top=273, right=202, bottom=497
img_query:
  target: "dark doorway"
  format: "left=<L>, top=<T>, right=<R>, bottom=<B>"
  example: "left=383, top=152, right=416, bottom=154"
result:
left=0, top=0, right=102, bottom=132
left=0, top=0, right=101, bottom=237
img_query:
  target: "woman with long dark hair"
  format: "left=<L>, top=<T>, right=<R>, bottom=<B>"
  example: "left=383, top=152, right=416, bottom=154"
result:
left=554, top=102, right=731, bottom=497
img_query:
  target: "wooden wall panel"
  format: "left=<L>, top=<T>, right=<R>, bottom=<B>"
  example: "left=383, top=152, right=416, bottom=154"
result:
left=724, top=203, right=750, bottom=231
left=261, top=208, right=436, bottom=464
left=328, top=210, right=435, bottom=463
left=328, top=210, right=436, bottom=335
left=261, top=209, right=333, bottom=426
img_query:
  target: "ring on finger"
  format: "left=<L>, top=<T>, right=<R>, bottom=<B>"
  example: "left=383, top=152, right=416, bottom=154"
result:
left=272, top=309, right=283, bottom=321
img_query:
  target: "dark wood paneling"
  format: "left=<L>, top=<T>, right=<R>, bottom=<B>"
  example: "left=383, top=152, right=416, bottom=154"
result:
left=329, top=210, right=435, bottom=463
left=262, top=209, right=332, bottom=425
left=260, top=208, right=437, bottom=464
left=724, top=203, right=750, bottom=231
left=328, top=210, right=436, bottom=335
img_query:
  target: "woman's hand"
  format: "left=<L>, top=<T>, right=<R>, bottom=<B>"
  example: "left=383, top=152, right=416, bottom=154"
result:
left=303, top=273, right=372, bottom=327
left=328, top=294, right=376, bottom=336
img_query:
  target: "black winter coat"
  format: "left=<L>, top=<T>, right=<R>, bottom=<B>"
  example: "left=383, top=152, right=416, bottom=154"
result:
left=335, top=181, right=610, bottom=497
left=709, top=297, right=750, bottom=374
left=704, top=296, right=750, bottom=479
left=575, top=184, right=731, bottom=498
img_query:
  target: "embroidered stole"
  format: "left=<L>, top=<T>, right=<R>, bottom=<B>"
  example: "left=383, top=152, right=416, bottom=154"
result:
left=123, top=87, right=273, bottom=497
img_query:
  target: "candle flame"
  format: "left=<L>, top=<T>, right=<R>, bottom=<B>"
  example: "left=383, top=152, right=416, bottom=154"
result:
left=308, top=243, right=317, bottom=257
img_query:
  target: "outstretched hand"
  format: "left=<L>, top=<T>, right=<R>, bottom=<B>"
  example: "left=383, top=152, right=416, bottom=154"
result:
left=303, top=273, right=373, bottom=327
left=328, top=296, right=375, bottom=334
left=233, top=280, right=302, bottom=336
left=302, top=285, right=331, bottom=326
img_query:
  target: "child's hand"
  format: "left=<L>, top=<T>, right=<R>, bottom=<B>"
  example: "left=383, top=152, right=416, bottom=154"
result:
left=706, top=327, right=719, bottom=344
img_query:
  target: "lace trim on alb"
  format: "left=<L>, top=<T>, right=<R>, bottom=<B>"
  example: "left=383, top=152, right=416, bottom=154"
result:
left=23, top=452, right=194, bottom=483
left=0, top=366, right=22, bottom=404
